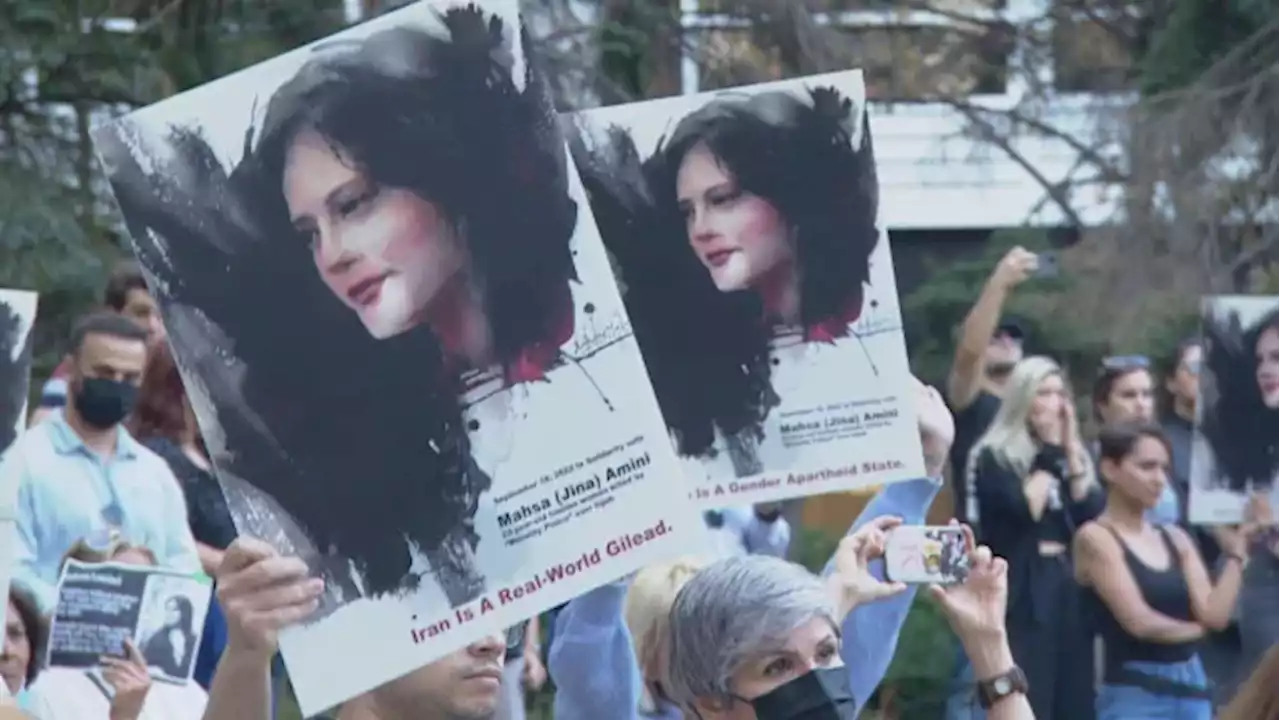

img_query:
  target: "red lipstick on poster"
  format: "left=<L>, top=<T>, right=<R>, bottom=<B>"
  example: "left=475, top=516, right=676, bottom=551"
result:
left=347, top=273, right=389, bottom=306
left=704, top=249, right=738, bottom=268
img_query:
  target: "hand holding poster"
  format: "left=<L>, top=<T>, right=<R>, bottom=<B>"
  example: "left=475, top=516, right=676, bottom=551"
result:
left=569, top=71, right=923, bottom=506
left=46, top=560, right=211, bottom=684
left=1189, top=294, right=1279, bottom=524
left=92, top=0, right=701, bottom=713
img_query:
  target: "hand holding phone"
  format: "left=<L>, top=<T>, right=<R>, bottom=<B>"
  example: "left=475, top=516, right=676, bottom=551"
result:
left=885, top=525, right=971, bottom=585
left=1033, top=251, right=1060, bottom=279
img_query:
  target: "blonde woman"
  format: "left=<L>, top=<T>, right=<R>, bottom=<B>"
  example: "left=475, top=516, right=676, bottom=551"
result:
left=626, top=557, right=710, bottom=718
left=966, top=355, right=1102, bottom=719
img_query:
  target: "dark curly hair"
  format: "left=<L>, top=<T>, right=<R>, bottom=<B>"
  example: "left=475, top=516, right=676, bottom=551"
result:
left=0, top=298, right=33, bottom=451
left=571, top=86, right=879, bottom=459
left=95, top=5, right=576, bottom=605
left=1201, top=305, right=1279, bottom=493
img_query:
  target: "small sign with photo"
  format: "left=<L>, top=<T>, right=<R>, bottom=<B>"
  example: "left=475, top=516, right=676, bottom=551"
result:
left=46, top=560, right=212, bottom=684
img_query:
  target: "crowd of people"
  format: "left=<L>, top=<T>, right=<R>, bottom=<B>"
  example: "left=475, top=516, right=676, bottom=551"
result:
left=0, top=252, right=1273, bottom=720
left=943, top=246, right=1278, bottom=720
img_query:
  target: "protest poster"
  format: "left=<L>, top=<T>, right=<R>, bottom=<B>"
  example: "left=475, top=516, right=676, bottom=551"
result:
left=46, top=560, right=211, bottom=684
left=0, top=289, right=36, bottom=614
left=568, top=70, right=923, bottom=507
left=0, top=289, right=36, bottom=456
left=1189, top=294, right=1279, bottom=524
left=92, top=0, right=702, bottom=712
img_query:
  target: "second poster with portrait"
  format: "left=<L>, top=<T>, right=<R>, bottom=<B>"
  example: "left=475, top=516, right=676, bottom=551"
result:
left=570, top=70, right=923, bottom=506
left=1189, top=294, right=1278, bottom=524
left=92, top=0, right=702, bottom=713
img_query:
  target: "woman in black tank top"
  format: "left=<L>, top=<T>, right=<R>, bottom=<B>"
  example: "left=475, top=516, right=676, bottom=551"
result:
left=1073, top=421, right=1264, bottom=720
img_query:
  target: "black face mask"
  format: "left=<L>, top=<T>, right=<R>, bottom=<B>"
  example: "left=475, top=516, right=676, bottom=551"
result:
left=73, top=377, right=138, bottom=430
left=748, top=666, right=857, bottom=720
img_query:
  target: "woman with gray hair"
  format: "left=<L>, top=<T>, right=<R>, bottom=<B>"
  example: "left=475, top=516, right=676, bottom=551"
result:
left=550, top=380, right=1032, bottom=718
left=664, top=533, right=1027, bottom=719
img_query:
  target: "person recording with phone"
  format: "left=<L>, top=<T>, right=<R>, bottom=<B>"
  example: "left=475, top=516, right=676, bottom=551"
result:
left=947, top=246, right=1041, bottom=529
left=965, top=356, right=1102, bottom=718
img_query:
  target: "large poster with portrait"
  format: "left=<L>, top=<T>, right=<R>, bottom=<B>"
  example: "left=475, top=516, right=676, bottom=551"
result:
left=567, top=71, right=923, bottom=507
left=1189, top=294, right=1279, bottom=524
left=92, top=1, right=702, bottom=713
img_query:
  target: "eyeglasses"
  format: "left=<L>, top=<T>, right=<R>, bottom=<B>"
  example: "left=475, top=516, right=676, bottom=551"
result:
left=1099, top=355, right=1150, bottom=372
left=1182, top=357, right=1201, bottom=375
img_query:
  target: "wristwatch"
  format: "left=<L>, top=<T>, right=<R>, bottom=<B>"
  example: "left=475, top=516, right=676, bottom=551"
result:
left=977, top=666, right=1028, bottom=709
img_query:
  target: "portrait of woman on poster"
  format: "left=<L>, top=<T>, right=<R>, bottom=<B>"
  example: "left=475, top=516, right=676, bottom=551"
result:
left=1196, top=305, right=1279, bottom=509
left=573, top=85, right=883, bottom=479
left=142, top=594, right=198, bottom=679
left=96, top=6, right=596, bottom=617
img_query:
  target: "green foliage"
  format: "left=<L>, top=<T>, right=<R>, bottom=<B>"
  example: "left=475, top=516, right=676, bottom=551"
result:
left=900, top=229, right=1201, bottom=416
left=793, top=525, right=842, bottom=574
left=1140, top=0, right=1278, bottom=96
left=0, top=0, right=347, bottom=386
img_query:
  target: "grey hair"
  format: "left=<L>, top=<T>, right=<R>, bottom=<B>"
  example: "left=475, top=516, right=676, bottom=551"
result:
left=664, top=554, right=837, bottom=708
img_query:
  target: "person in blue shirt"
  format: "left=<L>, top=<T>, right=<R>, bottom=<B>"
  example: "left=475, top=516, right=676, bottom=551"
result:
left=4, top=312, right=200, bottom=612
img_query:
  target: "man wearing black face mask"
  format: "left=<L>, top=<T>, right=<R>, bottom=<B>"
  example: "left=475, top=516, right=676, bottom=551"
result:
left=6, top=313, right=201, bottom=613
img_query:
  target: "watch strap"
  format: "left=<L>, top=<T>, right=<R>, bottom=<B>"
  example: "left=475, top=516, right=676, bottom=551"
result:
left=977, top=666, right=1028, bottom=709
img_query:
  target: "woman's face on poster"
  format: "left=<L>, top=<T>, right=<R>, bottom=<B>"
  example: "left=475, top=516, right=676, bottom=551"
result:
left=164, top=598, right=181, bottom=627
left=283, top=128, right=466, bottom=340
left=1256, top=325, right=1279, bottom=408
left=676, top=143, right=792, bottom=293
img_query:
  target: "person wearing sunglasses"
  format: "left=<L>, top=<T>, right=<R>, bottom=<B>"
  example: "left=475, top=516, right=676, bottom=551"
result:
left=946, top=247, right=1039, bottom=528
left=1091, top=355, right=1180, bottom=526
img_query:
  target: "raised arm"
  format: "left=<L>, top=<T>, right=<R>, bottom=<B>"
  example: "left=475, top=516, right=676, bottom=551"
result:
left=1073, top=524, right=1205, bottom=643
left=947, top=248, right=1035, bottom=410
left=547, top=578, right=640, bottom=720
left=825, top=476, right=942, bottom=714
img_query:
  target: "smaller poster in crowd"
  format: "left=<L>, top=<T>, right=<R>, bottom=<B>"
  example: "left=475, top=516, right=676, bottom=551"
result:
left=1189, top=294, right=1279, bottom=524
left=569, top=69, right=923, bottom=507
left=0, top=289, right=37, bottom=456
left=93, top=0, right=702, bottom=712
left=0, top=289, right=37, bottom=607
left=46, top=560, right=212, bottom=684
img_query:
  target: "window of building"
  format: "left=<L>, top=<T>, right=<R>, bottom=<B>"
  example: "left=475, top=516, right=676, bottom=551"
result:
left=1052, top=16, right=1135, bottom=92
left=682, top=3, right=1012, bottom=98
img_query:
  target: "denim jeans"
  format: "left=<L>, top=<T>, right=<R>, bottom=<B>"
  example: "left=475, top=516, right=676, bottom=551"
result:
left=1097, top=658, right=1211, bottom=720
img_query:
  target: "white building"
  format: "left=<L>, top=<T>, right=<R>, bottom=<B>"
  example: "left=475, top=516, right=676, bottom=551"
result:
left=674, top=0, right=1134, bottom=231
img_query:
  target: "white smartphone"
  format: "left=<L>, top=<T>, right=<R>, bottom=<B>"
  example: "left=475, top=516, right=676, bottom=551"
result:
left=884, top=526, right=970, bottom=585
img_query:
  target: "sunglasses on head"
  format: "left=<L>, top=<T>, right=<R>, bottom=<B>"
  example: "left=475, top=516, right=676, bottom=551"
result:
left=1099, top=355, right=1150, bottom=372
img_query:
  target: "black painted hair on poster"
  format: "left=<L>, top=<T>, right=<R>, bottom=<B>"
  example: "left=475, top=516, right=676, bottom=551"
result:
left=573, top=87, right=879, bottom=458
left=97, top=4, right=576, bottom=603
left=0, top=300, right=33, bottom=452
left=1201, top=306, right=1279, bottom=492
